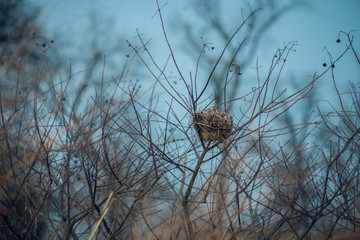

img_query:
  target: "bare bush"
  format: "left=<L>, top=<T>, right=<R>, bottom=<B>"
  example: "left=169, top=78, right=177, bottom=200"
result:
left=0, top=1, right=359, bottom=240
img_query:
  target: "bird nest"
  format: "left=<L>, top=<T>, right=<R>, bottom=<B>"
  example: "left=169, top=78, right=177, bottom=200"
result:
left=194, top=108, right=233, bottom=143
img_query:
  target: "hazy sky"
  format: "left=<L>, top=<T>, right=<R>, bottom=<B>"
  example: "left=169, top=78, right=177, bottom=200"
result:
left=37, top=0, right=360, bottom=109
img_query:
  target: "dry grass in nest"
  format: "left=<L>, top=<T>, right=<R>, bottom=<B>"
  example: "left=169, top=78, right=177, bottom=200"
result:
left=194, top=108, right=233, bottom=143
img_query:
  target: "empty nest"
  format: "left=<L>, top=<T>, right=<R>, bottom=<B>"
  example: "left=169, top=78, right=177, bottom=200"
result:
left=194, top=108, right=233, bottom=142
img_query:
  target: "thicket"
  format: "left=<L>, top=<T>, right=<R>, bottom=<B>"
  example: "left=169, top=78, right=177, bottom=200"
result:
left=0, top=0, right=359, bottom=239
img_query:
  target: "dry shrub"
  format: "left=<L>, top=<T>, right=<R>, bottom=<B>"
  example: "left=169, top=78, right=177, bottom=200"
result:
left=194, top=108, right=233, bottom=143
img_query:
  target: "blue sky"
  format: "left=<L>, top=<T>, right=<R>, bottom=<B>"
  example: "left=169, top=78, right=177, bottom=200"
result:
left=38, top=1, right=360, bottom=64
left=37, top=0, right=360, bottom=113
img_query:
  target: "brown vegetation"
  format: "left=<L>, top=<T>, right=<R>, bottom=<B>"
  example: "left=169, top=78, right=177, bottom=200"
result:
left=0, top=0, right=359, bottom=239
